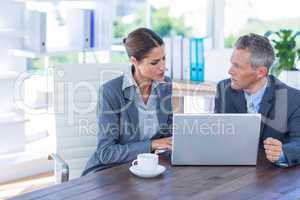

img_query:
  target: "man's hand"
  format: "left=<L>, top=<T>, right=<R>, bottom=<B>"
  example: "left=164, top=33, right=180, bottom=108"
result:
left=263, top=137, right=283, bottom=163
left=151, top=137, right=172, bottom=151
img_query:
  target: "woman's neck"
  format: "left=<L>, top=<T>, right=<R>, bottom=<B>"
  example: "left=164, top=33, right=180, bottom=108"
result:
left=133, top=69, right=152, bottom=95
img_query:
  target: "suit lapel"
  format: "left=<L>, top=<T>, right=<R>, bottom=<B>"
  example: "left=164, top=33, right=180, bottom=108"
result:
left=233, top=90, right=247, bottom=113
left=156, top=84, right=168, bottom=126
left=123, top=87, right=139, bottom=129
left=258, top=78, right=275, bottom=135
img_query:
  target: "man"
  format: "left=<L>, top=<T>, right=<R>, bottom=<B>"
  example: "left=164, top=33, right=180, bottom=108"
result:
left=214, top=33, right=300, bottom=167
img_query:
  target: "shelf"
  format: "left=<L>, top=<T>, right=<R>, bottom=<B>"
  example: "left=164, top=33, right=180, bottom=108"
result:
left=0, top=28, right=14, bottom=32
left=11, top=49, right=40, bottom=58
left=13, top=0, right=96, bottom=3
left=0, top=143, right=52, bottom=183
left=0, top=130, right=53, bottom=183
left=111, top=45, right=126, bottom=52
left=11, top=47, right=100, bottom=58
left=0, top=71, right=18, bottom=80
left=0, top=112, right=29, bottom=124
left=0, top=28, right=24, bottom=37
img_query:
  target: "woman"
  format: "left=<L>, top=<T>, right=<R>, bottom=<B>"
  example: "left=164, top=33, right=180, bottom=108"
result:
left=83, top=28, right=173, bottom=175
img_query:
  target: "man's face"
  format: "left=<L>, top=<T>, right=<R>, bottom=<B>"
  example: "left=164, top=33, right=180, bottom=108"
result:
left=228, top=49, right=260, bottom=90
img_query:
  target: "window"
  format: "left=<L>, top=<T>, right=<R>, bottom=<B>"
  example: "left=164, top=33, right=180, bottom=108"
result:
left=150, top=0, right=208, bottom=38
left=112, top=0, right=209, bottom=63
left=224, top=0, right=300, bottom=48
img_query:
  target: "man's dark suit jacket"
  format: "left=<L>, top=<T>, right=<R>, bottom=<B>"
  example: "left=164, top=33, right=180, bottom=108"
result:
left=215, top=75, right=300, bottom=166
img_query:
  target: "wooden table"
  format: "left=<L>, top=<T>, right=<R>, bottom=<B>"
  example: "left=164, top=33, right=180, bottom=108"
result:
left=11, top=152, right=300, bottom=200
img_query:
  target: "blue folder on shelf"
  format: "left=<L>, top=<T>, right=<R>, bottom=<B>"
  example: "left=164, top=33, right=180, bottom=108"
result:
left=189, top=38, right=204, bottom=82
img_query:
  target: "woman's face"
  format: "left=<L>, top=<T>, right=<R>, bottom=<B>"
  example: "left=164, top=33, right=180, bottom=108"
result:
left=132, top=45, right=166, bottom=81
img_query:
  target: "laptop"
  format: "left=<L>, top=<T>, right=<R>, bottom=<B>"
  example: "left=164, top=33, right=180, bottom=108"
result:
left=172, top=113, right=261, bottom=166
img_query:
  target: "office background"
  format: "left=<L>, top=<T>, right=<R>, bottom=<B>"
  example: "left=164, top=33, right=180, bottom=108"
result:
left=0, top=0, right=299, bottom=198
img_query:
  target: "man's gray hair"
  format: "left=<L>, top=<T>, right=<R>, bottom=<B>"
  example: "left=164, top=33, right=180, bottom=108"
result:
left=235, top=33, right=275, bottom=70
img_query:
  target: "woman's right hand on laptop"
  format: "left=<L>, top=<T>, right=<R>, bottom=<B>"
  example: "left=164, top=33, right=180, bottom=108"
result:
left=151, top=137, right=172, bottom=151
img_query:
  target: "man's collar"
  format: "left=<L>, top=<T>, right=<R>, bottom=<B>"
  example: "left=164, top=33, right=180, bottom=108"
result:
left=244, top=77, right=269, bottom=97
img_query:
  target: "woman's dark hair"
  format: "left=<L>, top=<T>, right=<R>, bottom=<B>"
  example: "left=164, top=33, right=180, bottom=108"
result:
left=123, top=27, right=164, bottom=61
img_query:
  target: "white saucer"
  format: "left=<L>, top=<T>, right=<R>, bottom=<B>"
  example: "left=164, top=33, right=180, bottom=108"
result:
left=129, top=165, right=166, bottom=178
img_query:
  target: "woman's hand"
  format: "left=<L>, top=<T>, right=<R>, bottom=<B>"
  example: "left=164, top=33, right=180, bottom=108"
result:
left=151, top=137, right=172, bottom=151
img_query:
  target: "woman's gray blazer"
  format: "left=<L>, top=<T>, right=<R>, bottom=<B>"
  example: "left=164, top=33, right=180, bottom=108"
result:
left=82, top=75, right=172, bottom=175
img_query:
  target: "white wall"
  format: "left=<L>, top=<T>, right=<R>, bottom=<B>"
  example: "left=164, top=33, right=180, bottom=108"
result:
left=0, top=1, right=27, bottom=157
left=205, top=48, right=233, bottom=83
left=0, top=1, right=51, bottom=184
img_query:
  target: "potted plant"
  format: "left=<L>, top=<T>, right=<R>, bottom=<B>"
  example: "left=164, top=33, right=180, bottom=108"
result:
left=265, top=29, right=300, bottom=88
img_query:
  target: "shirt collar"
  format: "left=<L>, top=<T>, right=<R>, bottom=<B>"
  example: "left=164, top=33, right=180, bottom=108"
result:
left=244, top=77, right=269, bottom=104
left=122, top=68, right=166, bottom=91
left=122, top=70, right=137, bottom=91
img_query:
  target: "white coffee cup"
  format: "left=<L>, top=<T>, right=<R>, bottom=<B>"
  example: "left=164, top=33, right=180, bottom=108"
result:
left=132, top=153, right=159, bottom=172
